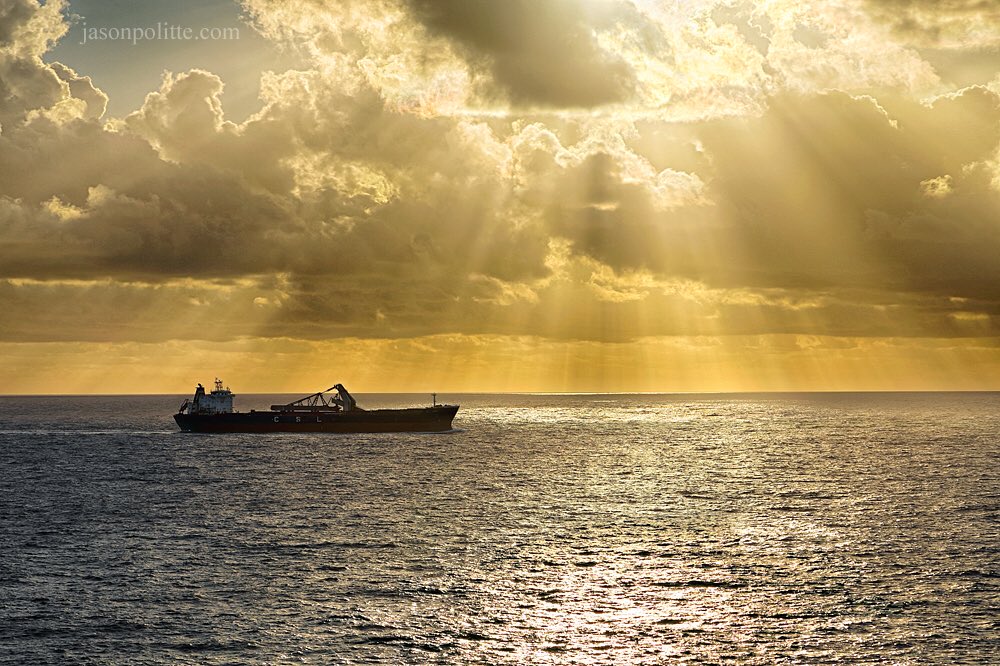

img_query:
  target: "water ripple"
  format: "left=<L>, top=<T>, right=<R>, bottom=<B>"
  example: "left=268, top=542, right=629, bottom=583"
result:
left=1, top=392, right=998, bottom=664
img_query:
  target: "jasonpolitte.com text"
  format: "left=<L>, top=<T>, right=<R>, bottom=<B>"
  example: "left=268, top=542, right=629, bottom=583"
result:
left=79, top=22, right=240, bottom=45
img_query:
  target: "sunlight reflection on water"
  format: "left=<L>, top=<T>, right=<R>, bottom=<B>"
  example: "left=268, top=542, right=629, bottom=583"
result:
left=1, top=392, right=998, bottom=664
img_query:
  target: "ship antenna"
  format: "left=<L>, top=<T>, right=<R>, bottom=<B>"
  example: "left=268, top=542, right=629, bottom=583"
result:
left=432, top=392, right=436, bottom=407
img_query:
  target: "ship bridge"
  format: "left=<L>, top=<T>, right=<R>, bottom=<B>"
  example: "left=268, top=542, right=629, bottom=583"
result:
left=180, top=378, right=234, bottom=414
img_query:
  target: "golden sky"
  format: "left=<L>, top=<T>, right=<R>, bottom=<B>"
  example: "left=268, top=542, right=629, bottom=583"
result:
left=1, top=0, right=1000, bottom=393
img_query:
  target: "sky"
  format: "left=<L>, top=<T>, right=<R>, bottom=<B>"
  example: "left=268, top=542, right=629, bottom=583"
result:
left=1, top=0, right=1000, bottom=394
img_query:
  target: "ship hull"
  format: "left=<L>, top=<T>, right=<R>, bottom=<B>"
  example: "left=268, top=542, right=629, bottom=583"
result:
left=174, top=405, right=458, bottom=433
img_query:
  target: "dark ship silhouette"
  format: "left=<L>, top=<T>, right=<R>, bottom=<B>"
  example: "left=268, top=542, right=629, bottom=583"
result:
left=174, top=379, right=458, bottom=433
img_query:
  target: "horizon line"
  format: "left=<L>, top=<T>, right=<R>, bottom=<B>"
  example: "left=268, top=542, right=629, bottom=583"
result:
left=2, top=389, right=1000, bottom=398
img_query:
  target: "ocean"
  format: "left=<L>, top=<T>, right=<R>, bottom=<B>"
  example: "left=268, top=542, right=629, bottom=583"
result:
left=1, top=392, right=998, bottom=664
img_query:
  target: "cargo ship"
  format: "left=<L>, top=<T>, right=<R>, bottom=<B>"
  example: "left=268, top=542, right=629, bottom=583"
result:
left=174, top=379, right=459, bottom=433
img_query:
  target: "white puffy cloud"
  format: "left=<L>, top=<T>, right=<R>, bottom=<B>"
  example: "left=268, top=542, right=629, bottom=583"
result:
left=0, top=0, right=106, bottom=128
left=121, top=69, right=236, bottom=161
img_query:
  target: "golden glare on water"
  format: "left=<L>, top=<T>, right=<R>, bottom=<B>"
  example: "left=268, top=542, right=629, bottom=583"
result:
left=2, top=368, right=998, bottom=664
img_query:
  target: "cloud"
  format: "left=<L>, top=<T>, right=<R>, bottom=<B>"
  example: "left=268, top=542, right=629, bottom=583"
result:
left=1, top=0, right=1000, bottom=356
left=122, top=69, right=236, bottom=161
left=0, top=0, right=107, bottom=128
left=5, top=73, right=1000, bottom=342
left=49, top=61, right=107, bottom=120
left=402, top=0, right=635, bottom=107
left=862, top=0, right=1000, bottom=49
left=740, top=0, right=940, bottom=95
left=0, top=41, right=553, bottom=292
left=699, top=89, right=1000, bottom=299
left=0, top=0, right=64, bottom=57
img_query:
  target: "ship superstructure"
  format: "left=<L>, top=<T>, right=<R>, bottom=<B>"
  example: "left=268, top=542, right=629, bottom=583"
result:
left=178, top=378, right=234, bottom=415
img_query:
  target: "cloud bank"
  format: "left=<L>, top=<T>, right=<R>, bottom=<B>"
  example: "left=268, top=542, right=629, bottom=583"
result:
left=1, top=0, right=999, bottom=390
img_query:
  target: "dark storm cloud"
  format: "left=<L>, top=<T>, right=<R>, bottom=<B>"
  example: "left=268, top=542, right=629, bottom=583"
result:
left=402, top=0, right=636, bottom=107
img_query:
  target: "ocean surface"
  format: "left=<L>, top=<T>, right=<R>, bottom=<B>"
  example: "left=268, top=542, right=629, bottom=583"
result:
left=1, top=392, right=998, bottom=664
